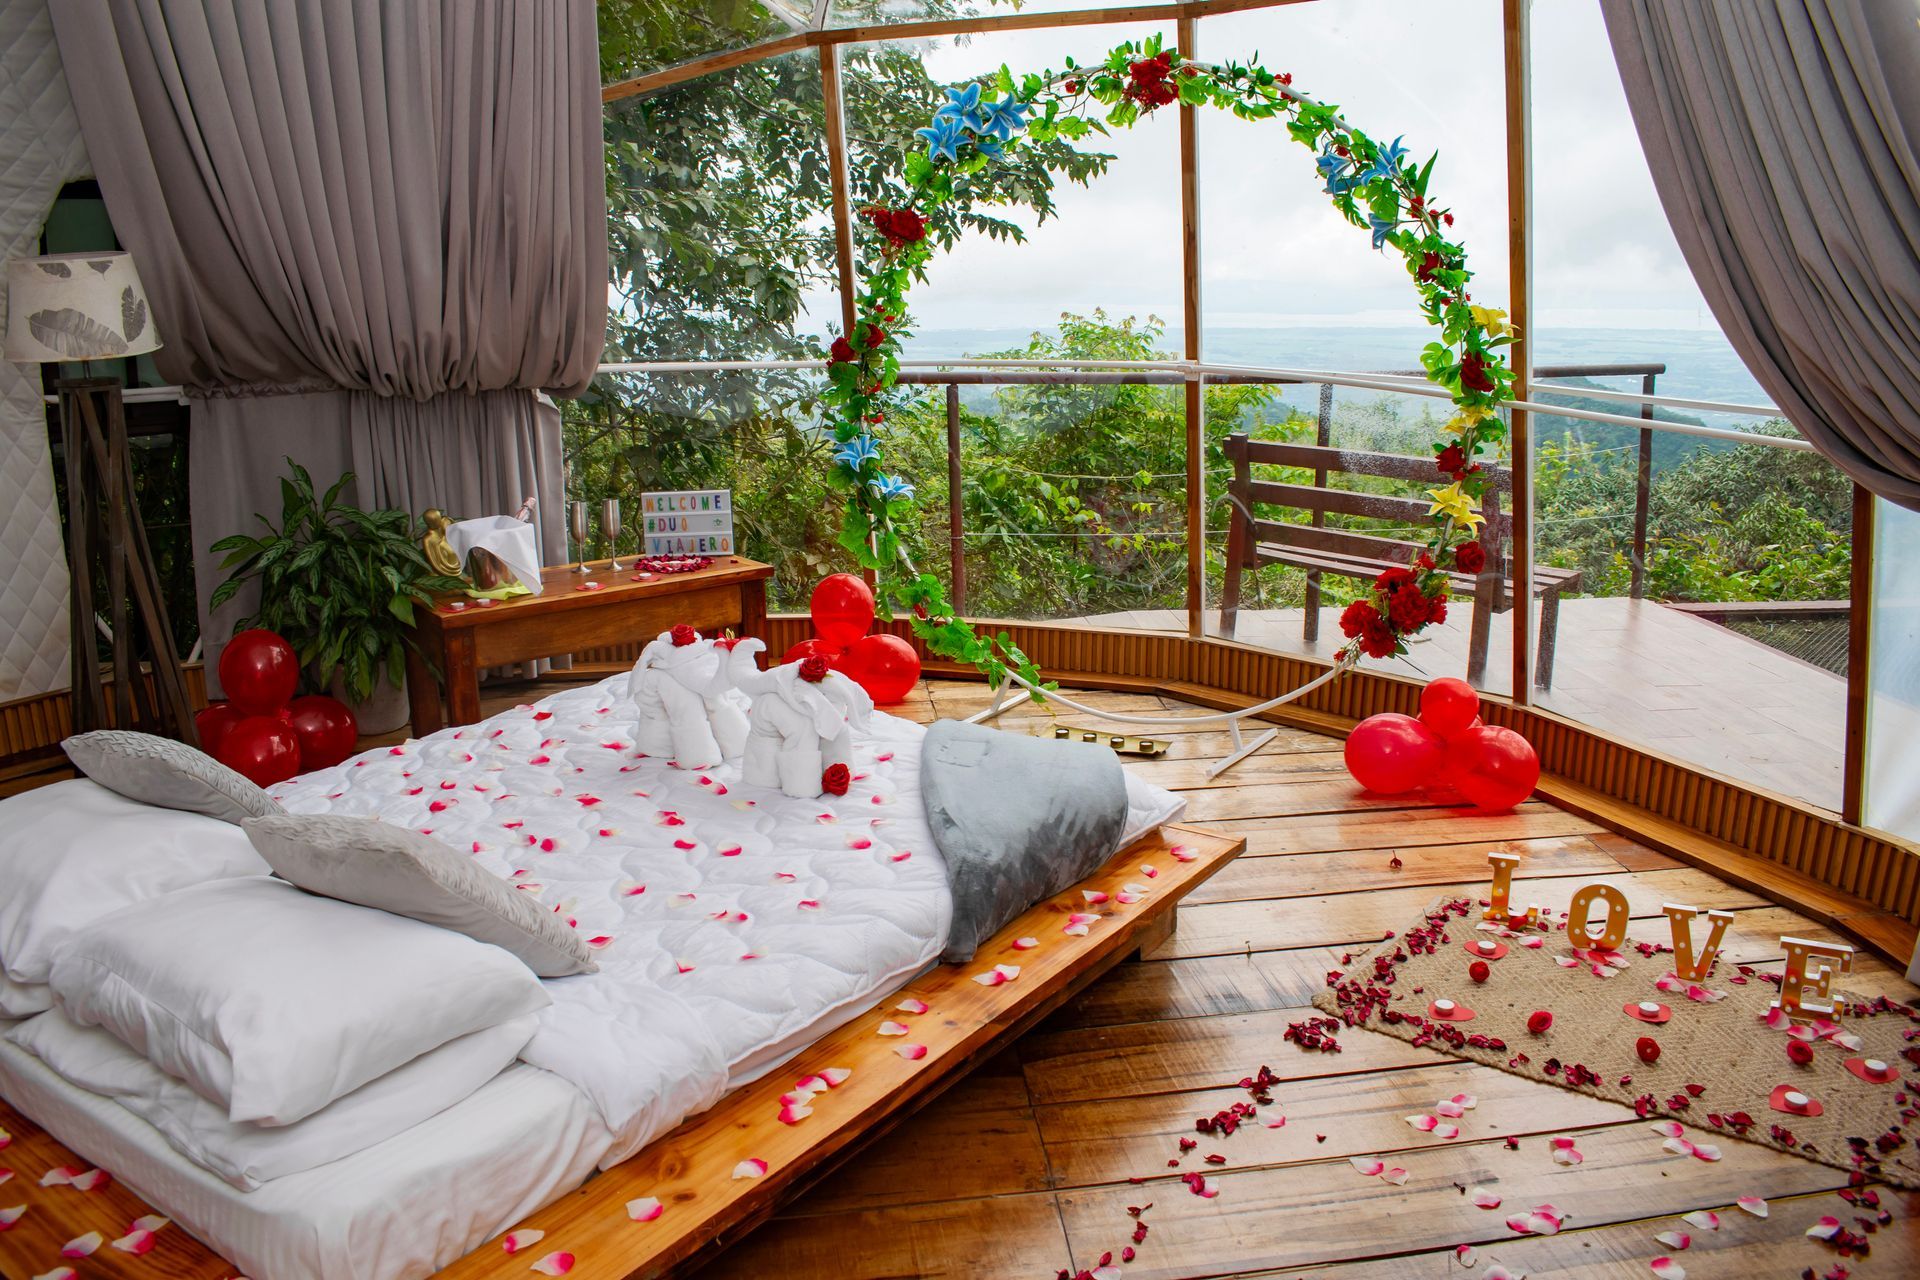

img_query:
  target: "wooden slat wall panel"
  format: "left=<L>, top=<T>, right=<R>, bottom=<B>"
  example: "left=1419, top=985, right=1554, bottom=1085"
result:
left=0, top=664, right=208, bottom=760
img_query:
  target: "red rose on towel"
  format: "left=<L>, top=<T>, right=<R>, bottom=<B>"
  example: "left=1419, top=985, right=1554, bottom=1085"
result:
left=670, top=624, right=697, bottom=647
left=798, top=656, right=830, bottom=683
left=1459, top=352, right=1495, bottom=393
left=821, top=763, right=850, bottom=796
left=1453, top=541, right=1486, bottom=575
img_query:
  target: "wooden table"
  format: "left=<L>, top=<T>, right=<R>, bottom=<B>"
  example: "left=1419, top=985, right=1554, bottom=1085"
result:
left=403, top=556, right=771, bottom=734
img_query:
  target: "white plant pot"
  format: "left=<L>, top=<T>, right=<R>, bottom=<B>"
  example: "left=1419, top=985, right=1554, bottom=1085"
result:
left=326, top=668, right=410, bottom=737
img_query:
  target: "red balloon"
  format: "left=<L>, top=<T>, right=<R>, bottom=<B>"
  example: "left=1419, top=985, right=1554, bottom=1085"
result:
left=1419, top=677, right=1482, bottom=739
left=217, top=715, right=303, bottom=787
left=1448, top=725, right=1541, bottom=812
left=194, top=702, right=247, bottom=758
left=834, top=633, right=920, bottom=705
left=1344, top=712, right=1447, bottom=795
left=809, top=574, right=875, bottom=649
left=781, top=638, right=843, bottom=666
left=285, top=694, right=359, bottom=771
left=219, top=629, right=300, bottom=716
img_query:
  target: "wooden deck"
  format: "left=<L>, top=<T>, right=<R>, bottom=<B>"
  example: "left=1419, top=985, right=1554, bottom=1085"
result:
left=1079, top=596, right=1858, bottom=813
left=690, top=678, right=1918, bottom=1280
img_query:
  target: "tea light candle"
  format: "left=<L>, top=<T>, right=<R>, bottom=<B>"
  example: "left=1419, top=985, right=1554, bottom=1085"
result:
left=1433, top=999, right=1456, bottom=1015
left=1866, top=1059, right=1888, bottom=1074
left=1475, top=940, right=1495, bottom=954
left=1638, top=1001, right=1661, bottom=1015
left=1784, top=1090, right=1810, bottom=1108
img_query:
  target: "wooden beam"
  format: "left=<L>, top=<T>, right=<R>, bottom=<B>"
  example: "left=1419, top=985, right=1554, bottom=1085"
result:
left=1502, top=0, right=1535, bottom=701
left=601, top=0, right=1316, bottom=103
left=1179, top=15, right=1205, bottom=639
left=820, top=42, right=859, bottom=336
left=947, top=383, right=967, bottom=615
left=1843, top=482, right=1875, bottom=825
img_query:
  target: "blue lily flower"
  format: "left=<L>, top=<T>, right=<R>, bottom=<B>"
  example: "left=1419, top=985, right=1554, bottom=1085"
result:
left=934, top=83, right=987, bottom=131
left=1317, top=149, right=1360, bottom=196
left=869, top=474, right=917, bottom=503
left=914, top=115, right=968, bottom=163
left=978, top=96, right=1029, bottom=142
left=973, top=133, right=1004, bottom=159
left=833, top=435, right=879, bottom=473
left=1365, top=135, right=1409, bottom=183
left=1368, top=209, right=1398, bottom=250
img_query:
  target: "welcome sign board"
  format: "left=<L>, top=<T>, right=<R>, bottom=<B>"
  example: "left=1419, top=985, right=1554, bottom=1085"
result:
left=642, top=489, right=735, bottom=555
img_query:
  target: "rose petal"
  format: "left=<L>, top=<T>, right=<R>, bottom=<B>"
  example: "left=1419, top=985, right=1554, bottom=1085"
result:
left=502, top=1229, right=547, bottom=1254
left=31, top=1269, right=75, bottom=1280
left=1735, top=1195, right=1768, bottom=1218
left=1012, top=936, right=1039, bottom=950
left=1649, top=1120, right=1685, bottom=1139
left=877, top=1020, right=911, bottom=1036
left=1471, top=1188, right=1503, bottom=1209
left=530, top=1250, right=575, bottom=1275
left=895, top=999, right=929, bottom=1015
left=1682, top=1210, right=1720, bottom=1231
left=626, top=1196, right=663, bottom=1222
left=819, top=1067, right=852, bottom=1087
left=1805, top=1216, right=1842, bottom=1241
left=1380, top=1167, right=1409, bottom=1186
left=1485, top=1267, right=1528, bottom=1280
left=732, top=1159, right=768, bottom=1180
left=1649, top=1259, right=1685, bottom=1280
left=1655, top=1230, right=1691, bottom=1250
left=0, top=1205, right=24, bottom=1230
left=1349, top=1157, right=1385, bottom=1176
left=109, top=1229, right=157, bottom=1256
left=60, top=1231, right=102, bottom=1258
left=1406, top=1114, right=1439, bottom=1133
left=895, top=1043, right=928, bottom=1060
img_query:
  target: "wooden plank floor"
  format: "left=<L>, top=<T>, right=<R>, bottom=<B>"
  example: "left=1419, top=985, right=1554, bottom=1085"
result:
left=1081, top=595, right=1861, bottom=812
left=682, top=677, right=1919, bottom=1280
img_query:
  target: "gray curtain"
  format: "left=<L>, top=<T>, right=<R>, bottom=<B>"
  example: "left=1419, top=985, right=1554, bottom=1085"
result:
left=49, top=0, right=607, bottom=682
left=1601, top=0, right=1920, bottom=511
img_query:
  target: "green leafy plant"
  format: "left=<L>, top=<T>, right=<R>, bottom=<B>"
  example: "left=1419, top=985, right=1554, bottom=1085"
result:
left=208, top=460, right=468, bottom=701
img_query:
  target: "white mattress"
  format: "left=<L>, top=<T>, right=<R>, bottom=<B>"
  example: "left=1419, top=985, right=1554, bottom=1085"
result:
left=267, top=671, right=957, bottom=1164
left=0, top=1033, right=613, bottom=1280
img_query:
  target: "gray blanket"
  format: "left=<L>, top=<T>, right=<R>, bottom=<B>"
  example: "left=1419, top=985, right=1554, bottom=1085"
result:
left=920, top=719, right=1128, bottom=963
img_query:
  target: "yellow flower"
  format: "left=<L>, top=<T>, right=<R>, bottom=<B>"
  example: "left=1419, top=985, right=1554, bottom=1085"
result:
left=1469, top=305, right=1515, bottom=339
left=1426, top=483, right=1486, bottom=533
left=1442, top=403, right=1493, bottom=435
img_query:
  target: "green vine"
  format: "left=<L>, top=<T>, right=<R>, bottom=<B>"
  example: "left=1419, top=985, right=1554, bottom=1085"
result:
left=821, top=35, right=1516, bottom=693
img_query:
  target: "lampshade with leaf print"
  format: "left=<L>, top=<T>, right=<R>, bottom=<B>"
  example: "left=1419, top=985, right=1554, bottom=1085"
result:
left=4, top=250, right=161, bottom=364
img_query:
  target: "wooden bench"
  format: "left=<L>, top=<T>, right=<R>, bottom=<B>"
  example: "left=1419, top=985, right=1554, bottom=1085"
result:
left=1218, top=434, right=1580, bottom=688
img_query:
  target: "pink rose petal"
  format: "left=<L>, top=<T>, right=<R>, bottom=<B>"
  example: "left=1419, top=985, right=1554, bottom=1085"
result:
left=819, top=1067, right=852, bottom=1087
left=60, top=1231, right=102, bottom=1258
left=1083, top=890, right=1109, bottom=904
left=778, top=1103, right=813, bottom=1124
left=1169, top=844, right=1198, bottom=862
left=38, top=1167, right=79, bottom=1187
left=530, top=1250, right=575, bottom=1275
left=0, top=1205, right=24, bottom=1230
left=1434, top=1123, right=1460, bottom=1140
left=109, top=1229, right=157, bottom=1255
left=896, top=998, right=929, bottom=1015
left=502, top=1229, right=546, bottom=1254
left=1012, top=936, right=1039, bottom=951
left=732, top=1159, right=768, bottom=1180
left=877, top=1020, right=911, bottom=1036
left=31, top=1269, right=75, bottom=1280
left=894, top=1043, right=928, bottom=1060
left=626, top=1196, right=663, bottom=1222
left=1380, top=1167, right=1409, bottom=1186
left=1805, top=1216, right=1842, bottom=1241
left=1407, top=1114, right=1440, bottom=1132
left=1485, top=1266, right=1527, bottom=1280
left=1681, top=1210, right=1719, bottom=1231
left=1649, top=1262, right=1684, bottom=1280
left=1550, top=1137, right=1583, bottom=1166
left=1735, top=1195, right=1767, bottom=1218
left=1471, top=1188, right=1503, bottom=1209
left=1649, top=1120, right=1685, bottom=1139
left=1349, top=1157, right=1385, bottom=1176
left=1655, top=1230, right=1691, bottom=1250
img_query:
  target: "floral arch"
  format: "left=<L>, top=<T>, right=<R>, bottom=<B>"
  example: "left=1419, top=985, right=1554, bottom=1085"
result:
left=820, top=36, right=1516, bottom=691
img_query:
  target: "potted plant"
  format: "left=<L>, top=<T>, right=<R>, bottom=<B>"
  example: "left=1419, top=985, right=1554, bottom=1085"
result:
left=210, top=460, right=468, bottom=733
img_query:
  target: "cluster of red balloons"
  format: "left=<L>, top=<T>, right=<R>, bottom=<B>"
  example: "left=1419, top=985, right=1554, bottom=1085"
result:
left=782, top=574, right=922, bottom=705
left=1343, top=676, right=1541, bottom=812
left=195, top=630, right=358, bottom=786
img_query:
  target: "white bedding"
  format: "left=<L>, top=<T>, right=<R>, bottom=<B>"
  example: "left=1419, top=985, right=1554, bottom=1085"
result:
left=268, top=671, right=957, bottom=1164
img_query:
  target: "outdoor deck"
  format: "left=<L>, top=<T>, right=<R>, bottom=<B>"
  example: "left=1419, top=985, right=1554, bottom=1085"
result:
left=1075, top=595, right=1850, bottom=813
left=692, top=679, right=1916, bottom=1280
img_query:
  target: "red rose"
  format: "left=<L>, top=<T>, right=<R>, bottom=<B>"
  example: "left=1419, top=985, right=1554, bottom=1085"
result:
left=1636, top=1036, right=1661, bottom=1064
left=669, top=624, right=697, bottom=647
left=1064, top=79, right=1082, bottom=94
left=1417, top=250, right=1441, bottom=282
left=1526, top=1010, right=1553, bottom=1034
left=1786, top=1039, right=1814, bottom=1066
left=1459, top=352, right=1496, bottom=393
left=798, top=656, right=830, bottom=683
left=862, top=324, right=889, bottom=350
left=1453, top=541, right=1486, bottom=575
left=1436, top=444, right=1468, bottom=476
left=1375, top=565, right=1416, bottom=594
left=1469, top=960, right=1490, bottom=983
left=1339, top=600, right=1382, bottom=640
left=883, top=208, right=926, bottom=244
left=828, top=336, right=857, bottom=364
left=1129, top=52, right=1173, bottom=84
left=821, top=763, right=850, bottom=796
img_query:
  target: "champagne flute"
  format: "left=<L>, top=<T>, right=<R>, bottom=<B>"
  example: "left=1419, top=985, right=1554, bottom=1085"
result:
left=602, top=498, right=624, bottom=572
left=569, top=501, right=590, bottom=573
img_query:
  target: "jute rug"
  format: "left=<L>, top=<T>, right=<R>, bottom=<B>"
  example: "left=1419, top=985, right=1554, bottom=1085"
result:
left=1310, top=895, right=1920, bottom=1190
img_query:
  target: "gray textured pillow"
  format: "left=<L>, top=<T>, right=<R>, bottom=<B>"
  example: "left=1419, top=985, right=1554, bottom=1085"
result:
left=62, top=729, right=282, bottom=826
left=241, top=814, right=597, bottom=977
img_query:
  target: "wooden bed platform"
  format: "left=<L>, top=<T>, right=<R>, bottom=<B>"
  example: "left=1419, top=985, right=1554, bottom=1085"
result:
left=0, top=819, right=1243, bottom=1280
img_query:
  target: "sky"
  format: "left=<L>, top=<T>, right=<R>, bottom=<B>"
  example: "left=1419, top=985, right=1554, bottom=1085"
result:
left=798, top=0, right=1721, bottom=339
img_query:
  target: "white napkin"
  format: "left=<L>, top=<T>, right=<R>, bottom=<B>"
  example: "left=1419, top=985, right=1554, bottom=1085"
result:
left=446, top=516, right=544, bottom=596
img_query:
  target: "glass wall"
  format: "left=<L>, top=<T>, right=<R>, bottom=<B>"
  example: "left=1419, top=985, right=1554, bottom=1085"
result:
left=1527, top=0, right=1848, bottom=810
left=1866, top=499, right=1920, bottom=840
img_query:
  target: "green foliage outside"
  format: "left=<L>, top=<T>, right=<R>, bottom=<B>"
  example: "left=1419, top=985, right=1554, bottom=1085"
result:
left=576, top=4, right=1851, bottom=630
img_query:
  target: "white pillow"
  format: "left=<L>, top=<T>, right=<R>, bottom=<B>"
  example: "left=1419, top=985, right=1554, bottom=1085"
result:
left=0, top=973, right=51, bottom=1019
left=49, top=876, right=550, bottom=1126
left=0, top=779, right=269, bottom=993
left=8, top=1007, right=538, bottom=1190
left=1119, top=770, right=1188, bottom=851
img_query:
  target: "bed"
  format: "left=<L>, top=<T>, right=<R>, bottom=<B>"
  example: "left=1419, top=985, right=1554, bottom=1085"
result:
left=0, top=671, right=1241, bottom=1280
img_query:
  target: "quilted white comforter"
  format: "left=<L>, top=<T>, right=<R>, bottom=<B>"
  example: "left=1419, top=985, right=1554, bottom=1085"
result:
left=269, top=672, right=952, bottom=1165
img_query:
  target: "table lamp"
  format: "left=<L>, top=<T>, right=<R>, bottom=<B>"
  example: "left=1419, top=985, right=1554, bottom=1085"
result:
left=5, top=250, right=196, bottom=742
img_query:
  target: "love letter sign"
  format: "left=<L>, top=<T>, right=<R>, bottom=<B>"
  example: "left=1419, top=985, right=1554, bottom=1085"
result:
left=1482, top=855, right=1854, bottom=1021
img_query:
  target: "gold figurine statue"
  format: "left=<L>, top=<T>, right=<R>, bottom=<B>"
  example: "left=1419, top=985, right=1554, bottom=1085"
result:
left=421, top=509, right=468, bottom=580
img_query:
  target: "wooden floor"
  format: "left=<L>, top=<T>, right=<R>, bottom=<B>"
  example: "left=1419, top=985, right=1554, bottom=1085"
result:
left=670, top=677, right=1916, bottom=1280
left=1081, top=596, right=1862, bottom=813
